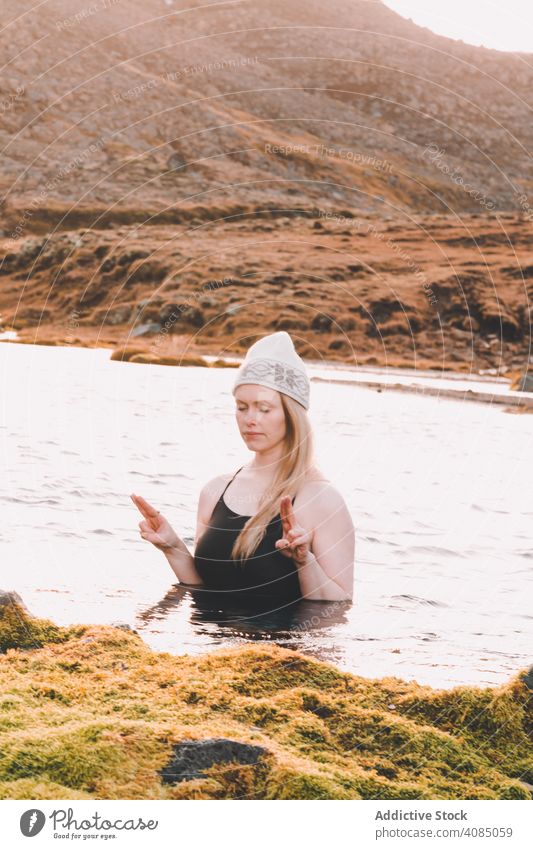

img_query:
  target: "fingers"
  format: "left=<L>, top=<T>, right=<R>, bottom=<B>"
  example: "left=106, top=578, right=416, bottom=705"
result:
left=139, top=523, right=161, bottom=544
left=279, top=495, right=296, bottom=534
left=138, top=519, right=151, bottom=537
left=141, top=532, right=160, bottom=545
left=275, top=535, right=308, bottom=551
left=130, top=493, right=159, bottom=520
left=131, top=494, right=163, bottom=531
left=275, top=538, right=292, bottom=557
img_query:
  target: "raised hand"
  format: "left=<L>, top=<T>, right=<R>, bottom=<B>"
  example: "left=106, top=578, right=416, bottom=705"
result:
left=130, top=493, right=181, bottom=552
left=275, top=495, right=313, bottom=565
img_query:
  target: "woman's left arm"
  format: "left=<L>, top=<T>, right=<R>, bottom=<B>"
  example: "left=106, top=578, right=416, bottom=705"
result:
left=276, top=485, right=355, bottom=601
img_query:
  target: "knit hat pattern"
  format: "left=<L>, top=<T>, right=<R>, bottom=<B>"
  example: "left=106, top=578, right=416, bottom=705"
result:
left=232, top=331, right=310, bottom=409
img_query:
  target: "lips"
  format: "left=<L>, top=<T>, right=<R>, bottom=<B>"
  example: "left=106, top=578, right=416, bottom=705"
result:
left=244, top=432, right=262, bottom=437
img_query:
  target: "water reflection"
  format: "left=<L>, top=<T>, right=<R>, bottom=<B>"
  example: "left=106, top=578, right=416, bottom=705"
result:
left=137, top=584, right=351, bottom=648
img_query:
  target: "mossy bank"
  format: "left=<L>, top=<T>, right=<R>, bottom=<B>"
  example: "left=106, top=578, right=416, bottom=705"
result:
left=0, top=593, right=531, bottom=801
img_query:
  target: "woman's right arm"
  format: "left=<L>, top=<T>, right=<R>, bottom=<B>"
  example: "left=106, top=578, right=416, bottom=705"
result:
left=131, top=492, right=204, bottom=585
left=131, top=476, right=228, bottom=586
left=163, top=536, right=204, bottom=586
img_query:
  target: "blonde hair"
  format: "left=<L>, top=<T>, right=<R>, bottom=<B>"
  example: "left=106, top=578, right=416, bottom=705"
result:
left=230, top=392, right=320, bottom=563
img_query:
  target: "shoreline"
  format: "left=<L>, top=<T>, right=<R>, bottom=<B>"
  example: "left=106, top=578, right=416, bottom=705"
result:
left=0, top=592, right=532, bottom=801
left=0, top=332, right=519, bottom=377
left=312, top=376, right=533, bottom=410
left=2, top=335, right=532, bottom=411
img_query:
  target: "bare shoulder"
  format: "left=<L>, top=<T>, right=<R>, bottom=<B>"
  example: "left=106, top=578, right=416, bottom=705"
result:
left=198, top=471, right=233, bottom=506
left=294, top=474, right=348, bottom=514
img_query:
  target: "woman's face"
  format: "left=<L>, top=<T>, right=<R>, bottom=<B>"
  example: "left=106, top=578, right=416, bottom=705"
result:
left=234, top=384, right=286, bottom=452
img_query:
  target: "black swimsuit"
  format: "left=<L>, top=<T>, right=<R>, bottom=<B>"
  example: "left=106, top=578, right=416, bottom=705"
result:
left=193, top=467, right=302, bottom=602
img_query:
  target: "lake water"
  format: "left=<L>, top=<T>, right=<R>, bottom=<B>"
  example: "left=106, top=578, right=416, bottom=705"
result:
left=1, top=341, right=531, bottom=689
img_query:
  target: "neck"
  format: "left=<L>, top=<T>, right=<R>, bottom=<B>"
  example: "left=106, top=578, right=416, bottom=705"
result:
left=248, top=443, right=284, bottom=470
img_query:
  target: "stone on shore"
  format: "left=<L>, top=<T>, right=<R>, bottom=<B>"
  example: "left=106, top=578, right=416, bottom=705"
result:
left=109, top=347, right=240, bottom=367
left=517, top=372, right=533, bottom=392
left=0, top=591, right=81, bottom=653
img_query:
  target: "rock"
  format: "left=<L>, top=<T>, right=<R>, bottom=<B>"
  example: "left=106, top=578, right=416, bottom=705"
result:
left=131, top=322, right=162, bottom=337
left=93, top=306, right=132, bottom=326
left=0, top=590, right=30, bottom=614
left=129, top=354, right=162, bottom=364
left=134, top=305, right=164, bottom=323
left=199, top=296, right=216, bottom=308
left=110, top=346, right=146, bottom=362
left=175, top=356, right=209, bottom=367
left=159, top=738, right=269, bottom=785
left=329, top=337, right=348, bottom=350
left=110, top=622, right=137, bottom=633
left=136, top=298, right=153, bottom=311
left=17, top=238, right=44, bottom=264
left=100, top=257, right=116, bottom=273
left=159, top=304, right=204, bottom=328
left=450, top=327, right=472, bottom=340
left=210, top=358, right=239, bottom=368
left=0, top=591, right=70, bottom=653
left=371, top=319, right=410, bottom=337
left=311, top=314, right=333, bottom=332
left=339, top=316, right=356, bottom=331
left=127, top=260, right=168, bottom=285
left=450, top=318, right=478, bottom=334
left=517, top=372, right=533, bottom=393
left=275, top=317, right=308, bottom=331
left=17, top=307, right=53, bottom=324
left=117, top=249, right=149, bottom=267
left=167, top=153, right=185, bottom=170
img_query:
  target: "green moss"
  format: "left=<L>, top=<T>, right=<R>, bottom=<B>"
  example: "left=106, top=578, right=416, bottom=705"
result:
left=498, top=782, right=530, bottom=800
left=0, top=777, right=93, bottom=800
left=0, top=598, right=81, bottom=653
left=0, top=598, right=531, bottom=800
left=266, top=770, right=355, bottom=800
left=0, top=723, right=126, bottom=787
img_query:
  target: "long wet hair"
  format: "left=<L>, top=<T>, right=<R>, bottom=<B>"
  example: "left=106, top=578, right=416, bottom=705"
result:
left=230, top=391, right=321, bottom=563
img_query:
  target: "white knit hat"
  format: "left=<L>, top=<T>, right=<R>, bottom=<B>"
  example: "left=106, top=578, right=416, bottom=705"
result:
left=232, top=331, right=310, bottom=409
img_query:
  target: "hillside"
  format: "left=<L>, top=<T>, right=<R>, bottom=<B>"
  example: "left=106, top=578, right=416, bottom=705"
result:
left=0, top=0, right=531, bottom=371
left=1, top=0, right=532, bottom=220
left=1, top=213, right=531, bottom=374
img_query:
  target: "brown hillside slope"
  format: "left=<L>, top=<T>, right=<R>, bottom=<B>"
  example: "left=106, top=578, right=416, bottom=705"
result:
left=1, top=1, right=531, bottom=373
left=1, top=0, right=532, bottom=220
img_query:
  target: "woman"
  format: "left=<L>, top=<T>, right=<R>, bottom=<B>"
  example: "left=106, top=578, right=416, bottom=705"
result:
left=131, top=331, right=355, bottom=602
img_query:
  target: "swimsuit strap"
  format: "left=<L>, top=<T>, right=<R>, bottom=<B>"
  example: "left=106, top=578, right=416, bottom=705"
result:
left=220, top=466, right=296, bottom=511
left=219, top=465, right=244, bottom=498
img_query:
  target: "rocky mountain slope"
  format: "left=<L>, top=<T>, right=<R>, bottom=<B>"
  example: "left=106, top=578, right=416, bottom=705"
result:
left=1, top=0, right=531, bottom=372
left=1, top=212, right=531, bottom=374
left=1, top=0, right=532, bottom=220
